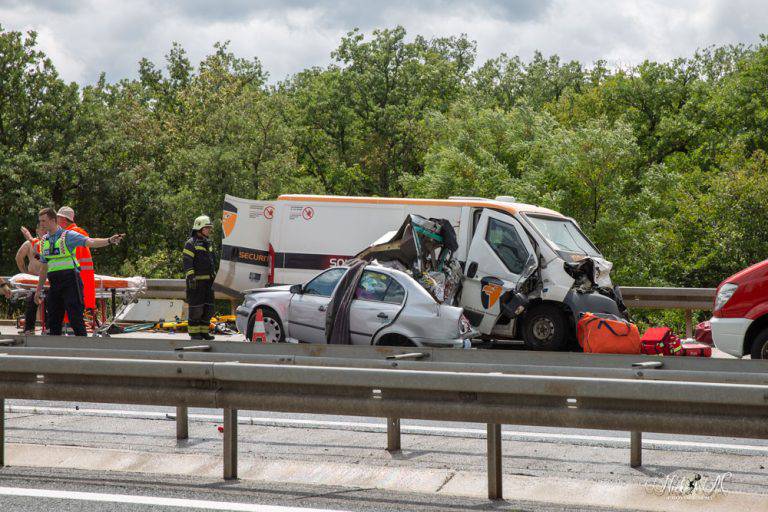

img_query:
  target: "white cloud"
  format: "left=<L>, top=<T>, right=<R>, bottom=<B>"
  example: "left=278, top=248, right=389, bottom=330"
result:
left=0, top=0, right=765, bottom=84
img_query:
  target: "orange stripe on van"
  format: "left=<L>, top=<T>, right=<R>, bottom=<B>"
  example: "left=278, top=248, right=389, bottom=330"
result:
left=277, top=194, right=524, bottom=216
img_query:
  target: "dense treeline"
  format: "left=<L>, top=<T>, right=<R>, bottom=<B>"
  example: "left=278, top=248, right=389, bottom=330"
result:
left=2, top=25, right=767, bottom=291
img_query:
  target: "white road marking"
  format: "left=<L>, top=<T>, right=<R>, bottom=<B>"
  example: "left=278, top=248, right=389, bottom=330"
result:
left=0, top=486, right=348, bottom=512
left=7, top=404, right=768, bottom=454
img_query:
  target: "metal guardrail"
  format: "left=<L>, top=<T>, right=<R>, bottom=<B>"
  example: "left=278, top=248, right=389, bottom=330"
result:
left=2, top=277, right=718, bottom=313
left=141, top=282, right=717, bottom=336
left=1, top=335, right=766, bottom=500
left=140, top=281, right=718, bottom=306
left=620, top=287, right=716, bottom=337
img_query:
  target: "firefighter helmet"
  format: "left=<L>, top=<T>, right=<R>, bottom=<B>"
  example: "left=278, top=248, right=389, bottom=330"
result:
left=193, top=215, right=213, bottom=231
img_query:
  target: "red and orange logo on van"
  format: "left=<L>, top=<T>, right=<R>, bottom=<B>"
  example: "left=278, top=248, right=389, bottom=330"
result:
left=222, top=201, right=238, bottom=238
left=481, top=277, right=504, bottom=309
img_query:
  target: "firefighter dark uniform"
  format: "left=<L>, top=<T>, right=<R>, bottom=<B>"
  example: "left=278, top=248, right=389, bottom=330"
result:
left=183, top=216, right=217, bottom=340
left=40, top=229, right=88, bottom=336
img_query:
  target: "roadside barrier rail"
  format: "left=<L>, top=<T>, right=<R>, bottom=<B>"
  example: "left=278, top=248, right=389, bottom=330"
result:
left=1, top=335, right=766, bottom=500
left=143, top=281, right=717, bottom=336
left=1, top=278, right=718, bottom=336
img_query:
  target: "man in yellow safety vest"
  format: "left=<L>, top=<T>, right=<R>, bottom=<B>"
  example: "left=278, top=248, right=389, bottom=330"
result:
left=34, top=207, right=125, bottom=336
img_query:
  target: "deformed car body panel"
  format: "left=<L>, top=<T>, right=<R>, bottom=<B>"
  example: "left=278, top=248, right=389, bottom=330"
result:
left=235, top=263, right=473, bottom=348
left=357, top=214, right=463, bottom=305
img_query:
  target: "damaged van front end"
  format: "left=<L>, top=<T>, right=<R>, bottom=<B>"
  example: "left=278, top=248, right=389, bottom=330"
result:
left=357, top=206, right=625, bottom=351
left=520, top=213, right=627, bottom=322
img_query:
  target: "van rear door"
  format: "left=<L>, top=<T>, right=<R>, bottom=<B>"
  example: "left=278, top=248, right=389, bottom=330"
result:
left=461, top=209, right=537, bottom=334
left=215, top=195, right=274, bottom=294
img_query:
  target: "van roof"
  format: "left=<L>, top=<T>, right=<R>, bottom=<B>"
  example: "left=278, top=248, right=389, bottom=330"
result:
left=277, top=194, right=565, bottom=218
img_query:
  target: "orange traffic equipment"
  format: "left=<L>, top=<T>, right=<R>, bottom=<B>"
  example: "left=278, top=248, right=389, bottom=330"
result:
left=252, top=308, right=267, bottom=343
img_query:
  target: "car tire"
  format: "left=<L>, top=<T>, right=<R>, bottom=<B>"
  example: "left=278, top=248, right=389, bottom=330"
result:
left=750, top=328, right=768, bottom=359
left=522, top=304, right=568, bottom=351
left=247, top=308, right=285, bottom=343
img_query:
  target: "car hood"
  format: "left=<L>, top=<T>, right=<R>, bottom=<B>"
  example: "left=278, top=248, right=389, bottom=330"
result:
left=245, top=285, right=292, bottom=295
left=723, top=258, right=768, bottom=286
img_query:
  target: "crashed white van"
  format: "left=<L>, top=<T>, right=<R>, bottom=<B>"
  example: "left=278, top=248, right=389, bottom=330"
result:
left=216, top=194, right=626, bottom=350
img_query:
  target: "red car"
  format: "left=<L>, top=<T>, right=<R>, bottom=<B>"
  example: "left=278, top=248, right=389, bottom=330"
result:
left=709, top=259, right=768, bottom=359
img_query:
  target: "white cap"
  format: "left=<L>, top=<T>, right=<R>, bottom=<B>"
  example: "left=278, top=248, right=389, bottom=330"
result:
left=57, top=206, right=75, bottom=222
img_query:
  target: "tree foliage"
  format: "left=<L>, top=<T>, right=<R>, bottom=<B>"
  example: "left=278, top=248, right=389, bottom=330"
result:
left=1, top=24, right=767, bottom=296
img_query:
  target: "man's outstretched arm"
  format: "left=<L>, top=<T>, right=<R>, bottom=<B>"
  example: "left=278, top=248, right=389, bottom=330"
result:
left=85, top=233, right=126, bottom=249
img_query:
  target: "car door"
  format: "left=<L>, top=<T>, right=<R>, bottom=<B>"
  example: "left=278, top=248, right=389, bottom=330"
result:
left=349, top=270, right=405, bottom=344
left=288, top=267, right=347, bottom=343
left=461, top=209, right=537, bottom=334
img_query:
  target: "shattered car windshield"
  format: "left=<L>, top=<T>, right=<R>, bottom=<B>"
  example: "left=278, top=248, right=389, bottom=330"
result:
left=525, top=215, right=601, bottom=258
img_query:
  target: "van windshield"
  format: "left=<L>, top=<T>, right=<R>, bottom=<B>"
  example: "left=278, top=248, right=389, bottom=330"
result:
left=525, top=215, right=602, bottom=258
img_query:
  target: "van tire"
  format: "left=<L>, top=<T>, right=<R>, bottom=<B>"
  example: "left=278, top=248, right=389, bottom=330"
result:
left=247, top=308, right=285, bottom=343
left=750, top=328, right=768, bottom=359
left=522, top=304, right=568, bottom=351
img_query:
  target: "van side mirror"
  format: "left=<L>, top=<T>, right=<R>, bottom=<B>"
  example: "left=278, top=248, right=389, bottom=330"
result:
left=466, top=261, right=478, bottom=278
left=289, top=284, right=303, bottom=294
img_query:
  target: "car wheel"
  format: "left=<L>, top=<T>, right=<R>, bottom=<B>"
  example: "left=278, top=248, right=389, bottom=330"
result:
left=522, top=304, right=568, bottom=351
left=750, top=328, right=768, bottom=359
left=247, top=309, right=285, bottom=343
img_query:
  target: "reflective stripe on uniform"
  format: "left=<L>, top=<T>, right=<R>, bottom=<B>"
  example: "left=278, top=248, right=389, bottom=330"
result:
left=42, top=235, right=80, bottom=273
left=185, top=269, right=195, bottom=276
left=194, top=275, right=210, bottom=280
left=183, top=249, right=194, bottom=257
left=194, top=246, right=208, bottom=251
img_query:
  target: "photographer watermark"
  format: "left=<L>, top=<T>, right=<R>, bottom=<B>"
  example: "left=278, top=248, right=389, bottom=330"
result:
left=644, top=471, right=731, bottom=500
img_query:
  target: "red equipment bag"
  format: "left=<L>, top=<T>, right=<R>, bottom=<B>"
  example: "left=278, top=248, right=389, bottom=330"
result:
left=694, top=320, right=714, bottom=346
left=681, top=342, right=712, bottom=357
left=640, top=327, right=683, bottom=356
left=577, top=312, right=641, bottom=354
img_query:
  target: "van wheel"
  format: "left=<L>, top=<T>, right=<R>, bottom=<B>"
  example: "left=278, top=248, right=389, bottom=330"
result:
left=522, top=304, right=568, bottom=351
left=750, top=328, right=768, bottom=359
left=247, top=309, right=285, bottom=343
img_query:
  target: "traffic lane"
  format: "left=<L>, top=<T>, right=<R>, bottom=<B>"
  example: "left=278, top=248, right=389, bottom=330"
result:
left=6, top=399, right=768, bottom=451
left=0, top=466, right=580, bottom=512
left=3, top=412, right=766, bottom=499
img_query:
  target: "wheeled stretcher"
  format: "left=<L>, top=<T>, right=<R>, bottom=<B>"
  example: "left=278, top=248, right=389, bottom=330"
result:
left=9, top=273, right=147, bottom=336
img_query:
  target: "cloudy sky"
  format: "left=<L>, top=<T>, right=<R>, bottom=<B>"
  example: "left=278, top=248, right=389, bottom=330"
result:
left=1, top=0, right=766, bottom=84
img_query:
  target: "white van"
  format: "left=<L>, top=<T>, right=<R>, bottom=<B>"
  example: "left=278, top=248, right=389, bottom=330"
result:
left=216, top=194, right=626, bottom=350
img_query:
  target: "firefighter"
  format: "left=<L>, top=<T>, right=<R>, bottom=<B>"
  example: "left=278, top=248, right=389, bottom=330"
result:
left=183, top=215, right=217, bottom=340
left=33, top=207, right=124, bottom=336
left=56, top=206, right=96, bottom=312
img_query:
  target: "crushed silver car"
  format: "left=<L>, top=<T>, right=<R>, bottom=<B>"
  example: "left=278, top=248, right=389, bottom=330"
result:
left=236, top=263, right=475, bottom=348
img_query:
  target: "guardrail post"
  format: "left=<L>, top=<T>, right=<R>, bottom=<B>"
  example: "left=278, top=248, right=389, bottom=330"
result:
left=387, top=417, right=401, bottom=452
left=685, top=309, right=693, bottom=339
left=176, top=406, right=188, bottom=440
left=487, top=423, right=502, bottom=500
left=1, top=398, right=4, bottom=467
left=223, top=408, right=238, bottom=479
left=630, top=431, right=642, bottom=467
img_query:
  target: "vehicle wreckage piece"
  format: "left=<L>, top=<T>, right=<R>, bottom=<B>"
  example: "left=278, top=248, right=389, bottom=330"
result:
left=563, top=257, right=628, bottom=319
left=356, top=215, right=463, bottom=304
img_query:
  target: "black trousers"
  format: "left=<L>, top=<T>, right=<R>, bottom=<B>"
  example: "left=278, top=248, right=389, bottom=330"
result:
left=47, top=270, right=87, bottom=336
left=187, top=282, right=214, bottom=336
left=24, top=292, right=39, bottom=332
